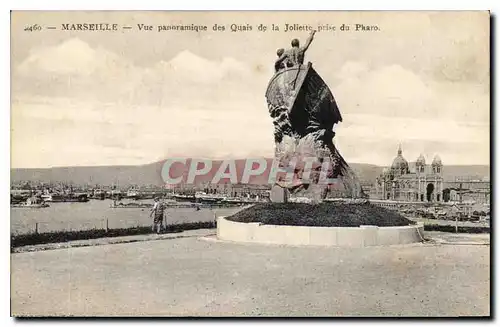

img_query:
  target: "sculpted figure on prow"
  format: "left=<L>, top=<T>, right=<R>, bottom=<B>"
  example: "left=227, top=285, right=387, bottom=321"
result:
left=275, top=30, right=316, bottom=71
left=274, top=48, right=286, bottom=72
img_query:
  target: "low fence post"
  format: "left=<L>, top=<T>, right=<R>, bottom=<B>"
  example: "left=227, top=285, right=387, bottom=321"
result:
left=35, top=222, right=38, bottom=234
left=455, top=216, right=458, bottom=233
left=105, top=218, right=109, bottom=233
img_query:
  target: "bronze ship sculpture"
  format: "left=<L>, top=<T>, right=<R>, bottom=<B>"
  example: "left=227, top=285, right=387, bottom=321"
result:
left=265, top=32, right=363, bottom=202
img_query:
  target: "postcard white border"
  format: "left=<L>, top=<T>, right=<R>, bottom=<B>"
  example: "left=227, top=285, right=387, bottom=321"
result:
left=3, top=0, right=497, bottom=325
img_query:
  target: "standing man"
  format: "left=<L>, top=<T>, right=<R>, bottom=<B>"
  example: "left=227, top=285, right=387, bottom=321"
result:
left=290, top=29, right=316, bottom=65
left=275, top=30, right=316, bottom=68
left=150, top=197, right=165, bottom=234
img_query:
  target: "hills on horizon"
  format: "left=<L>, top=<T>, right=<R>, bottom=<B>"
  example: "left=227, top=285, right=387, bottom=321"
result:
left=10, top=159, right=490, bottom=187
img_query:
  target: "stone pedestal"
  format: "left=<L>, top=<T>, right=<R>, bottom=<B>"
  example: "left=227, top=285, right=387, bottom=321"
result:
left=270, top=185, right=288, bottom=203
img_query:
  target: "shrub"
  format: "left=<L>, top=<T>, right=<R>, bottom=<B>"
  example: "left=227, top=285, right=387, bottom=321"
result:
left=11, top=220, right=216, bottom=249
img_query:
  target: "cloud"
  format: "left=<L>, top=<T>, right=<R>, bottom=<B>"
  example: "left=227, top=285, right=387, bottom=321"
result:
left=18, top=38, right=127, bottom=76
left=335, top=61, right=369, bottom=81
left=11, top=38, right=490, bottom=167
left=158, top=50, right=253, bottom=83
left=11, top=96, right=275, bottom=168
left=333, top=62, right=489, bottom=123
left=13, top=38, right=269, bottom=108
left=14, top=38, right=141, bottom=103
left=334, top=113, right=489, bottom=166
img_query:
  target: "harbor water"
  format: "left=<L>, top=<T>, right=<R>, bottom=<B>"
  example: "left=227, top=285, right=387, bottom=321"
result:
left=11, top=199, right=243, bottom=235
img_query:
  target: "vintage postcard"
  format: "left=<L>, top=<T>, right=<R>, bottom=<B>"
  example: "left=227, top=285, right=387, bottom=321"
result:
left=10, top=11, right=490, bottom=317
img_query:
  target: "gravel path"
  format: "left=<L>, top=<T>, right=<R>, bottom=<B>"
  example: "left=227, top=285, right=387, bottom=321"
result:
left=11, top=232, right=489, bottom=317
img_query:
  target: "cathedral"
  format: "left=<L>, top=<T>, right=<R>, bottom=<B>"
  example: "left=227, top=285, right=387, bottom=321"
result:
left=373, top=145, right=444, bottom=202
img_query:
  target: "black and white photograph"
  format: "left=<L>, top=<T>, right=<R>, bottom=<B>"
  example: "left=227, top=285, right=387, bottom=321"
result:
left=9, top=10, right=490, bottom=317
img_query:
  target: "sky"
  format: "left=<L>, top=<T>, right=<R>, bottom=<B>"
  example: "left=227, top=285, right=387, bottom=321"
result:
left=11, top=11, right=490, bottom=168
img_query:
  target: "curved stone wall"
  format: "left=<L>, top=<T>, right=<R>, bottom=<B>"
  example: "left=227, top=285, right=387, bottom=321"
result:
left=217, top=217, right=424, bottom=247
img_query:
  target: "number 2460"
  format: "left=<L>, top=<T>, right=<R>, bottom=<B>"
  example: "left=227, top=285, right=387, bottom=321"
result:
left=24, top=24, right=42, bottom=32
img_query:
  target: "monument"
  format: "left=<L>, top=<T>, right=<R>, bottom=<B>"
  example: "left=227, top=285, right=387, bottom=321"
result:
left=217, top=31, right=423, bottom=248
left=266, top=31, right=363, bottom=203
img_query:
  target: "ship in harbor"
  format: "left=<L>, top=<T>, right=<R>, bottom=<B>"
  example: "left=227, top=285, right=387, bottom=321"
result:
left=10, top=189, right=32, bottom=204
left=172, top=193, right=196, bottom=202
left=126, top=188, right=142, bottom=199
left=194, top=191, right=227, bottom=203
left=41, top=192, right=89, bottom=203
left=91, top=189, right=106, bottom=200
left=11, top=194, right=50, bottom=208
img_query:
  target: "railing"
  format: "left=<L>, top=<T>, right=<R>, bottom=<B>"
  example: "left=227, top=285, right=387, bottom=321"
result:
left=11, top=213, right=222, bottom=236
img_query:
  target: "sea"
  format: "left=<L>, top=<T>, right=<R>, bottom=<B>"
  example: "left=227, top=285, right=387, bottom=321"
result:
left=10, top=199, right=243, bottom=235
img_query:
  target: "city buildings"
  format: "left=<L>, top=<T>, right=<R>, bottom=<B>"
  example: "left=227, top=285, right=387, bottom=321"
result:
left=372, top=145, right=444, bottom=202
left=371, top=145, right=490, bottom=205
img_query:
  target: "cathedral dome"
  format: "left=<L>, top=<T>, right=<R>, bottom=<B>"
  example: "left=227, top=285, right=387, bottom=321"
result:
left=432, top=155, right=442, bottom=166
left=416, top=154, right=426, bottom=165
left=392, top=156, right=409, bottom=170
left=391, top=145, right=409, bottom=173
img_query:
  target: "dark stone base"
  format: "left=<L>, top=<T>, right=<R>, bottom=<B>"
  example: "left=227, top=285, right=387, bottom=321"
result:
left=227, top=202, right=414, bottom=227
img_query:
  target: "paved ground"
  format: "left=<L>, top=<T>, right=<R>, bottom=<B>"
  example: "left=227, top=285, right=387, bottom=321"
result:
left=410, top=217, right=490, bottom=228
left=12, top=229, right=215, bottom=253
left=11, top=231, right=490, bottom=317
left=425, top=231, right=490, bottom=245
